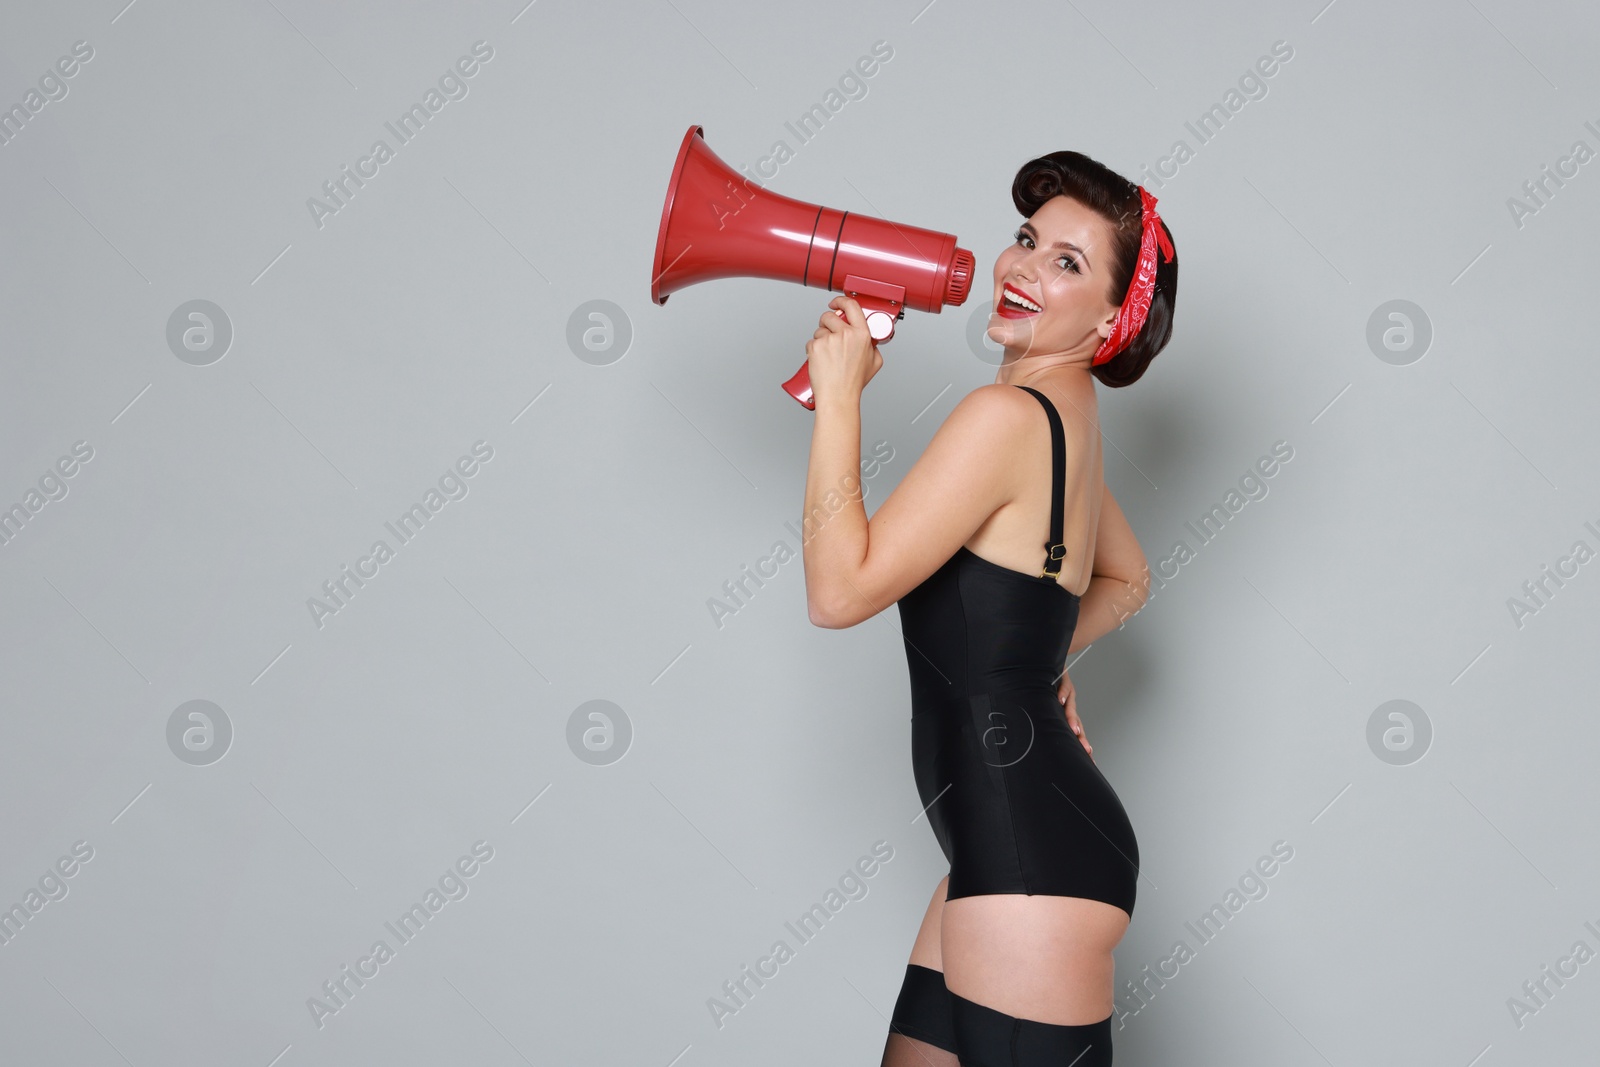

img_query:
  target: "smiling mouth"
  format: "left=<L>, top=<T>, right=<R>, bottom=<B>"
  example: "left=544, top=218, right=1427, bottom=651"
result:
left=998, top=283, right=1042, bottom=316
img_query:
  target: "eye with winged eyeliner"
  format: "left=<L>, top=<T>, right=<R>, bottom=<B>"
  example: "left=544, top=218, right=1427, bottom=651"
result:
left=1017, top=222, right=1091, bottom=271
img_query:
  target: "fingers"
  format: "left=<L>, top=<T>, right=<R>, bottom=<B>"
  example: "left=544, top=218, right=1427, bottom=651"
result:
left=818, top=306, right=847, bottom=333
left=830, top=295, right=867, bottom=328
left=822, top=296, right=869, bottom=332
left=1068, top=717, right=1093, bottom=758
left=1062, top=687, right=1093, bottom=759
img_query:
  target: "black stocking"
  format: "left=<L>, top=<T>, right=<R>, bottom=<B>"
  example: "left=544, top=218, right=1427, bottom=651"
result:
left=879, top=963, right=960, bottom=1067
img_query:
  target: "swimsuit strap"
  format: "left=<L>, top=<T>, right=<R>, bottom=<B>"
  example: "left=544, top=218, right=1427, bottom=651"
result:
left=1014, top=386, right=1068, bottom=578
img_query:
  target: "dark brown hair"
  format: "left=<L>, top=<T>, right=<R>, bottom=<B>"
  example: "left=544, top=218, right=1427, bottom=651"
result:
left=1011, top=151, right=1178, bottom=387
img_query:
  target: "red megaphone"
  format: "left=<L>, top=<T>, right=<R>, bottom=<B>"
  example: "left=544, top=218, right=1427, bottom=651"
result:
left=651, top=125, right=975, bottom=409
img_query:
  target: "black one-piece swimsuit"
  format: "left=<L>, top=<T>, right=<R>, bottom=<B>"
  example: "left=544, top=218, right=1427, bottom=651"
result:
left=897, top=385, right=1139, bottom=918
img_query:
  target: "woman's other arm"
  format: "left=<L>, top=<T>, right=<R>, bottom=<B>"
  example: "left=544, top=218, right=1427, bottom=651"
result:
left=1069, top=485, right=1151, bottom=655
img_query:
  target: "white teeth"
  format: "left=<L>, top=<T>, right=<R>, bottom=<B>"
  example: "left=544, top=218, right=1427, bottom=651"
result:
left=1003, top=288, right=1041, bottom=312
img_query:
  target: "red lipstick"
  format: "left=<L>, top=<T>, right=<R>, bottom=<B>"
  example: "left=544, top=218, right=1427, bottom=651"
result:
left=996, top=281, right=1042, bottom=319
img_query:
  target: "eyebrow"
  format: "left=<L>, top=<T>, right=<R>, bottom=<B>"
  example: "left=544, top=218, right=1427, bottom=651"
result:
left=1019, top=222, right=1091, bottom=270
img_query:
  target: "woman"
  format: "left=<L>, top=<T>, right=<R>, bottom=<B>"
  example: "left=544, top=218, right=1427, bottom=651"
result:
left=801, top=150, right=1177, bottom=1066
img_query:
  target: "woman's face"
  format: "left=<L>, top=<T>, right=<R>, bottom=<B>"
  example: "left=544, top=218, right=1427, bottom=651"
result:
left=987, top=194, right=1122, bottom=361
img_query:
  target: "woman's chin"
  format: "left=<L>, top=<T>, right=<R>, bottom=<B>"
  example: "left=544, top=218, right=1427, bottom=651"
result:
left=987, top=316, right=1038, bottom=353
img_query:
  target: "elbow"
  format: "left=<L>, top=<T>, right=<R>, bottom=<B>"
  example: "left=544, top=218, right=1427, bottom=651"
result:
left=809, top=594, right=864, bottom=630
left=808, top=593, right=843, bottom=629
left=806, top=569, right=855, bottom=628
left=1126, top=565, right=1152, bottom=615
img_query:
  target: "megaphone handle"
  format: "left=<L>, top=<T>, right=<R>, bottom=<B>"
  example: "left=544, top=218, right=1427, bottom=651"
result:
left=782, top=362, right=817, bottom=410
left=782, top=305, right=900, bottom=411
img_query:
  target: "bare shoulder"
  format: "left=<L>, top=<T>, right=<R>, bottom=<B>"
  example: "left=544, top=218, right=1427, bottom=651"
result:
left=1032, top=376, right=1100, bottom=432
left=947, top=382, right=1049, bottom=435
left=950, top=381, right=1038, bottom=420
left=929, top=383, right=1036, bottom=451
left=906, top=384, right=1036, bottom=502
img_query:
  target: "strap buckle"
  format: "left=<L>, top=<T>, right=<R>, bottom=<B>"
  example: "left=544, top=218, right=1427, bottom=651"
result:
left=1039, top=543, right=1066, bottom=577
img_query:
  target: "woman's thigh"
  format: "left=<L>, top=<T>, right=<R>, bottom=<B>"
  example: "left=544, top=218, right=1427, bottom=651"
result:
left=941, top=893, right=1129, bottom=1025
left=907, top=875, right=950, bottom=970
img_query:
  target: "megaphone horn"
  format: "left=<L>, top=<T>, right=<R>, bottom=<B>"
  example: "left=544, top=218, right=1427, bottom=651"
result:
left=651, top=125, right=975, bottom=410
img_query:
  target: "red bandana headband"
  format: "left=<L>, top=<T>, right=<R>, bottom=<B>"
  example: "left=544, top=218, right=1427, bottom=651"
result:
left=1092, top=185, right=1174, bottom=366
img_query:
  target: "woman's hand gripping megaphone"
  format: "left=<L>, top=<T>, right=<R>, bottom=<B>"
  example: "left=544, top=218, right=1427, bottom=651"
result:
left=804, top=295, right=886, bottom=410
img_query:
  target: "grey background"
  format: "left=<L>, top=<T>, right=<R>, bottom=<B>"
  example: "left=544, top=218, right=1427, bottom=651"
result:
left=1, top=0, right=1596, bottom=1063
